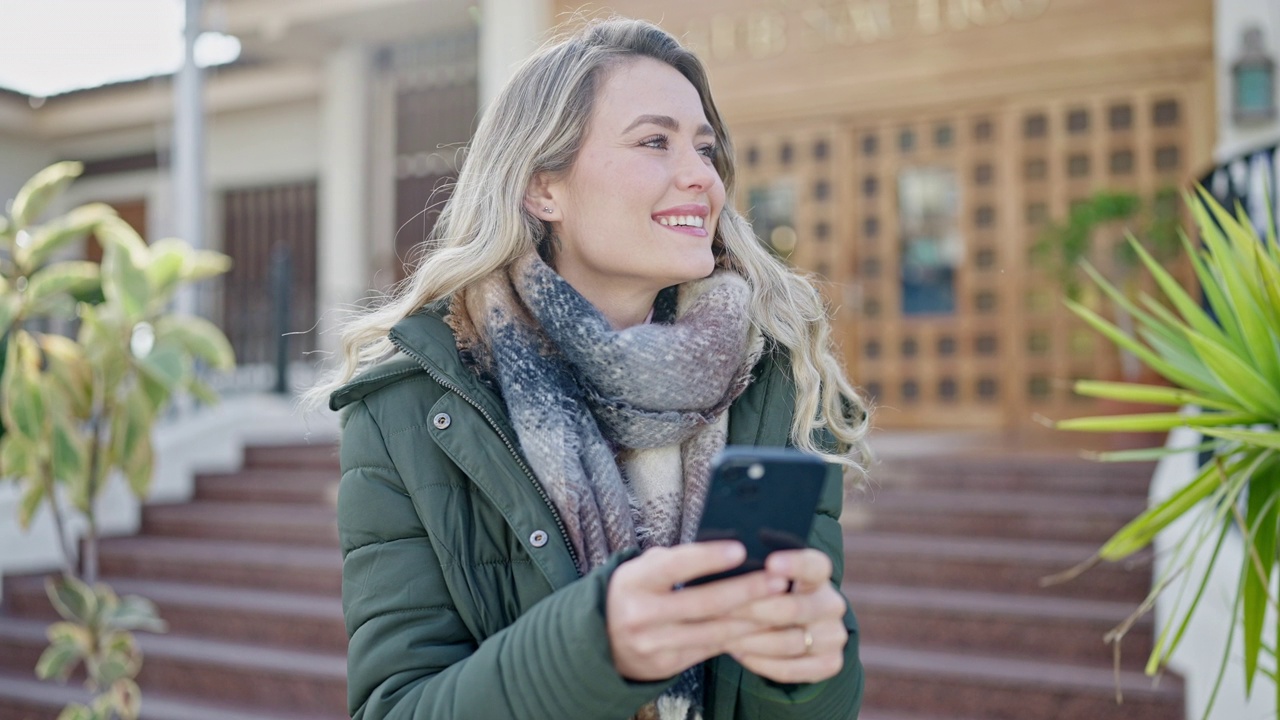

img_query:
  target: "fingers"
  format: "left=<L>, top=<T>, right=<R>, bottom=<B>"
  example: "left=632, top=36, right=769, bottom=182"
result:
left=765, top=549, right=833, bottom=594
left=729, top=583, right=848, bottom=628
left=724, top=619, right=848, bottom=659
left=626, top=542, right=748, bottom=590
left=733, top=650, right=846, bottom=685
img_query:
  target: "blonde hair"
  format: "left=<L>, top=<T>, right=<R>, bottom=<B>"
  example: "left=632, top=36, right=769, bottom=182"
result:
left=307, top=17, right=871, bottom=474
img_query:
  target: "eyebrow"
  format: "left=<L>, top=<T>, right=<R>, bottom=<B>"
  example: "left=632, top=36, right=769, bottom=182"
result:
left=623, top=114, right=716, bottom=138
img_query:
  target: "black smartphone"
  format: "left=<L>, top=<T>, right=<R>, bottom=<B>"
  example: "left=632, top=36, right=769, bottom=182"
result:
left=684, top=446, right=827, bottom=587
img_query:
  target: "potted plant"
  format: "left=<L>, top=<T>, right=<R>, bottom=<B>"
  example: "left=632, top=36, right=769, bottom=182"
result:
left=0, top=161, right=235, bottom=720
left=1051, top=187, right=1280, bottom=716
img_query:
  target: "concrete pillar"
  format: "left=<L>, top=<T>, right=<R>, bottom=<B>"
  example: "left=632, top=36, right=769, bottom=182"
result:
left=479, top=0, right=553, bottom=110
left=317, top=44, right=372, bottom=352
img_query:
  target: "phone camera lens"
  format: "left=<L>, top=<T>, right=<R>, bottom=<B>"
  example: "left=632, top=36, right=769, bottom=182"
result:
left=747, top=463, right=764, bottom=480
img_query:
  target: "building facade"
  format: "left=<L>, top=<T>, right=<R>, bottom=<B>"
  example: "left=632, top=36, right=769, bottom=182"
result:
left=0, top=0, right=1223, bottom=434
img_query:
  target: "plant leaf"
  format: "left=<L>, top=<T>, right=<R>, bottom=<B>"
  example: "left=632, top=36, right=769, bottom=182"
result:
left=1071, top=380, right=1237, bottom=411
left=46, top=575, right=98, bottom=625
left=156, top=315, right=235, bottom=370
left=18, top=478, right=44, bottom=528
left=107, top=595, right=166, bottom=634
left=25, top=261, right=101, bottom=314
left=1186, top=332, right=1280, bottom=416
left=183, top=249, right=232, bottom=281
left=19, top=203, right=116, bottom=270
left=55, top=703, right=94, bottom=720
left=109, top=678, right=142, bottom=720
left=1, top=332, right=47, bottom=441
left=1201, top=427, right=1280, bottom=452
left=97, top=217, right=150, bottom=322
left=1065, top=299, right=1215, bottom=395
left=10, top=161, right=83, bottom=230
left=1242, top=460, right=1280, bottom=693
left=35, top=641, right=82, bottom=683
left=1088, top=441, right=1217, bottom=463
left=1056, top=411, right=1259, bottom=433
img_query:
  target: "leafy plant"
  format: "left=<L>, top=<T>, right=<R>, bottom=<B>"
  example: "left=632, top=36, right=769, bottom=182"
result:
left=1051, top=187, right=1280, bottom=714
left=0, top=161, right=235, bottom=719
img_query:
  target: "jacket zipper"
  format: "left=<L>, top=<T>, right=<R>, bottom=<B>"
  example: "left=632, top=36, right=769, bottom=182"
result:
left=389, top=335, right=583, bottom=576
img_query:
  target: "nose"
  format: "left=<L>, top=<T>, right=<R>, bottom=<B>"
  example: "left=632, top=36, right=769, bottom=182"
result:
left=675, top=145, right=718, bottom=193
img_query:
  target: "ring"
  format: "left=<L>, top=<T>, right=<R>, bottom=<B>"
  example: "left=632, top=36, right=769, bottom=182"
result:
left=802, top=628, right=814, bottom=655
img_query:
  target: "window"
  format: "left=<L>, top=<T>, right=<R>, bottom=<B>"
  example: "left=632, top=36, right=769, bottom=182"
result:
left=1068, top=154, right=1090, bottom=178
left=935, top=124, right=954, bottom=148
left=862, top=134, right=879, bottom=156
left=1152, top=99, right=1180, bottom=127
left=975, top=290, right=997, bottom=312
left=746, top=146, right=760, bottom=166
left=975, top=206, right=995, bottom=228
left=975, top=247, right=996, bottom=268
left=864, top=340, right=881, bottom=359
left=975, top=335, right=997, bottom=355
left=1067, top=109, right=1090, bottom=133
left=1110, top=150, right=1134, bottom=175
left=862, top=258, right=881, bottom=278
left=1029, top=376, right=1051, bottom=399
left=814, top=179, right=831, bottom=201
left=899, top=129, right=916, bottom=153
left=747, top=181, right=796, bottom=257
left=1233, top=27, right=1277, bottom=124
left=1155, top=146, right=1180, bottom=172
left=937, top=336, right=956, bottom=356
left=1028, top=331, right=1050, bottom=354
left=863, top=176, right=879, bottom=198
left=1025, top=158, right=1047, bottom=181
left=901, top=380, right=920, bottom=401
left=973, top=119, right=993, bottom=141
left=974, top=163, right=993, bottom=185
left=814, top=222, right=830, bottom=241
left=1024, top=113, right=1048, bottom=139
left=939, top=378, right=958, bottom=401
left=976, top=377, right=998, bottom=399
left=864, top=217, right=880, bottom=239
left=898, top=167, right=961, bottom=315
left=902, top=337, right=918, bottom=358
left=863, top=298, right=881, bottom=317
left=1026, top=202, right=1048, bottom=225
left=1109, top=104, right=1133, bottom=130
left=779, top=143, right=794, bottom=165
left=813, top=139, right=830, bottom=160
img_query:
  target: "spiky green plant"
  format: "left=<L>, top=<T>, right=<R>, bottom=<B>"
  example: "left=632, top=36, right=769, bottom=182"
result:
left=1, top=161, right=235, bottom=720
left=1054, top=186, right=1280, bottom=715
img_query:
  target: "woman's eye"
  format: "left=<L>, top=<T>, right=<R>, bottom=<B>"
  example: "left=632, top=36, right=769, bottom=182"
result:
left=699, top=145, right=718, bottom=160
left=641, top=135, right=669, bottom=149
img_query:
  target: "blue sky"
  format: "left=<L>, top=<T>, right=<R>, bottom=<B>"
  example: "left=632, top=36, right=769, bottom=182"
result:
left=0, top=0, right=240, bottom=97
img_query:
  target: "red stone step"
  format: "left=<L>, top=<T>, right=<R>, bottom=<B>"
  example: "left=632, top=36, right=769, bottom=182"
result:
left=0, top=673, right=345, bottom=720
left=3, top=576, right=345, bottom=654
left=846, top=489, right=1147, bottom=544
left=97, top=537, right=341, bottom=595
left=872, top=456, right=1154, bottom=497
left=243, top=444, right=340, bottom=471
left=194, top=469, right=338, bottom=506
left=844, top=532, right=1153, bottom=602
left=0, top=618, right=345, bottom=715
left=845, top=583, right=1154, bottom=671
left=861, top=643, right=1183, bottom=720
left=141, top=502, right=338, bottom=547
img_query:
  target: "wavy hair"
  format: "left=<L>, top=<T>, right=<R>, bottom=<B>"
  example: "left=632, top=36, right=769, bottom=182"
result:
left=306, top=16, right=871, bottom=474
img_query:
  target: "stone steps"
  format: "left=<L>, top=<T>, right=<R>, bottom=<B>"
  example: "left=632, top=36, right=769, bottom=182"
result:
left=0, top=444, right=348, bottom=720
left=861, top=643, right=1183, bottom=720
left=141, top=501, right=339, bottom=547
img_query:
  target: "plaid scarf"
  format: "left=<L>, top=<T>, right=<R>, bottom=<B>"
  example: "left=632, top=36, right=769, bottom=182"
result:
left=449, top=253, right=761, bottom=720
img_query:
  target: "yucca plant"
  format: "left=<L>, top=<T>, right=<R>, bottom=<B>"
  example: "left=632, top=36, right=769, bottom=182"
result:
left=0, top=161, right=235, bottom=720
left=1053, top=186, right=1280, bottom=715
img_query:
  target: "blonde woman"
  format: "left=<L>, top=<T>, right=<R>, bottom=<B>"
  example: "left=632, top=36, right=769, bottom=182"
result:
left=317, top=16, right=868, bottom=720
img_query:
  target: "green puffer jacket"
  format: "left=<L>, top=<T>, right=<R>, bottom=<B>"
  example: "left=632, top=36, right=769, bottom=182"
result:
left=330, top=309, right=863, bottom=719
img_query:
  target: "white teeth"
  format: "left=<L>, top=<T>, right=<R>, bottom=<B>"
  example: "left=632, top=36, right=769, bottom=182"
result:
left=658, top=215, right=705, bottom=228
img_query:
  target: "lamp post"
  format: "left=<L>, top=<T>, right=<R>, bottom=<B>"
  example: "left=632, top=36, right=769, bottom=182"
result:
left=173, top=0, right=205, bottom=318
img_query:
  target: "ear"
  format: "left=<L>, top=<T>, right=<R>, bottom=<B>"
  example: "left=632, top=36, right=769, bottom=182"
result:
left=523, top=172, right=560, bottom=221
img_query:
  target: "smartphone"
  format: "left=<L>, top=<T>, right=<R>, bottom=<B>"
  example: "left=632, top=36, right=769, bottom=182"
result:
left=684, top=446, right=827, bottom=587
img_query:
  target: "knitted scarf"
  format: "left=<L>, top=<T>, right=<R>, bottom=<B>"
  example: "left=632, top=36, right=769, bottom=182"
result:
left=449, top=253, right=762, bottom=720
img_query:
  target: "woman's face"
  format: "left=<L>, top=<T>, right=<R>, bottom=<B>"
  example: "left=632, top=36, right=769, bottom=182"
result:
left=533, top=57, right=726, bottom=303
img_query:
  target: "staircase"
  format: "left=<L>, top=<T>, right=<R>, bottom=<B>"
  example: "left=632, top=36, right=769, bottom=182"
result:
left=0, top=445, right=347, bottom=720
left=0, top=441, right=1188, bottom=719
left=850, top=450, right=1186, bottom=720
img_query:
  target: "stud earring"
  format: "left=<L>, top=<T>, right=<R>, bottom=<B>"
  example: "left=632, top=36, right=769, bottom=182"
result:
left=542, top=207, right=553, bottom=214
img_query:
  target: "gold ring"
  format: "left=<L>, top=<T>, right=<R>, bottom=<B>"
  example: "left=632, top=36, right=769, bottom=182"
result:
left=802, top=628, right=814, bottom=655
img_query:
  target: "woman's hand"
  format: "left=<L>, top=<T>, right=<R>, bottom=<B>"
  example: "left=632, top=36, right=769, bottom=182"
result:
left=724, top=549, right=849, bottom=684
left=607, top=542, right=789, bottom=681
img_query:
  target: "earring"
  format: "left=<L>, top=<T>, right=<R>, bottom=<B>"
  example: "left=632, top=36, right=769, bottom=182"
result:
left=543, top=206, right=553, bottom=214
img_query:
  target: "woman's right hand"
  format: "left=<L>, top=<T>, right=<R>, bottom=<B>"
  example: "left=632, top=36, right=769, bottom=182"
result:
left=606, top=542, right=790, bottom=681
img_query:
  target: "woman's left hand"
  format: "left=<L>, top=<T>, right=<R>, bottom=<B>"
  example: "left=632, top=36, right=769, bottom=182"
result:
left=723, top=548, right=849, bottom=684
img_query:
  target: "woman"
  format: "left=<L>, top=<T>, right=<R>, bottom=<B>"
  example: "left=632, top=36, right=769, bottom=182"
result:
left=316, top=16, right=869, bottom=720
